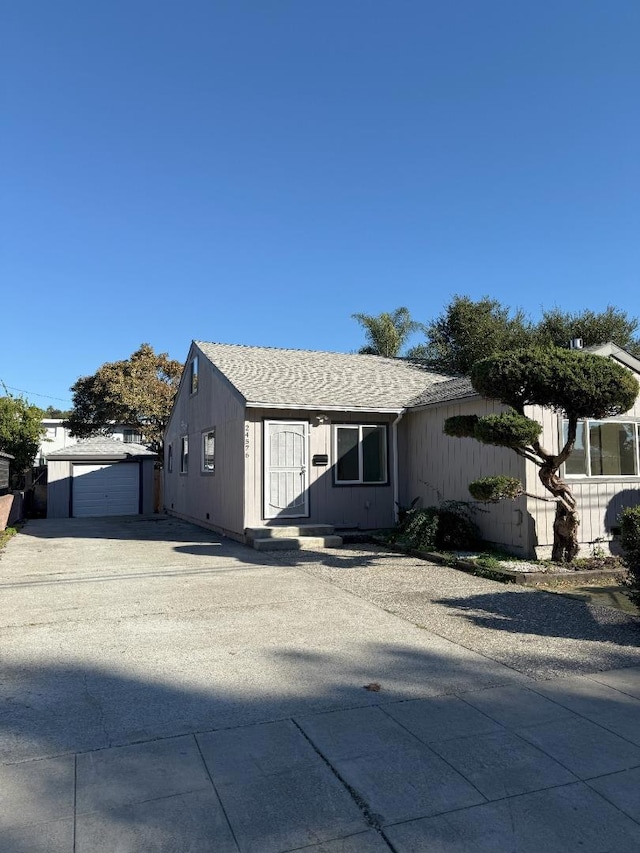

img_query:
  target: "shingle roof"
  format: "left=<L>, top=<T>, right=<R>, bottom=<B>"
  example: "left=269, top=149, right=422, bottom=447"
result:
left=47, top=438, right=156, bottom=458
left=196, top=342, right=463, bottom=410
left=408, top=376, right=477, bottom=407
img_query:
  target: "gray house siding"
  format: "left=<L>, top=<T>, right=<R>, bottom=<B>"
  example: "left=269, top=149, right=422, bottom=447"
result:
left=244, top=409, right=398, bottom=530
left=47, top=460, right=72, bottom=518
left=164, top=345, right=246, bottom=538
left=400, top=399, right=530, bottom=555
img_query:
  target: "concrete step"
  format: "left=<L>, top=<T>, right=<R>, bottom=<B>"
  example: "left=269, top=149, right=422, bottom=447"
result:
left=245, top=524, right=335, bottom=542
left=252, top=535, right=343, bottom=551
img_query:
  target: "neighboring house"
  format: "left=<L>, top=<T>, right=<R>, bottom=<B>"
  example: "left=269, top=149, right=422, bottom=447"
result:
left=164, top=341, right=640, bottom=557
left=35, top=420, right=144, bottom=466
left=0, top=451, right=13, bottom=497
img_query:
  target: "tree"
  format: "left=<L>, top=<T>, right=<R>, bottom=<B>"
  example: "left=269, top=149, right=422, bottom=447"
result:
left=44, top=406, right=71, bottom=418
left=411, top=297, right=640, bottom=375
left=65, top=344, right=183, bottom=454
left=408, top=296, right=532, bottom=374
left=0, top=395, right=45, bottom=482
left=444, top=347, right=639, bottom=562
left=352, top=307, right=423, bottom=357
left=535, top=306, right=640, bottom=356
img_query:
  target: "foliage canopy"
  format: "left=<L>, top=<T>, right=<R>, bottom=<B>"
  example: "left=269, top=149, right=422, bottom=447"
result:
left=66, top=344, right=183, bottom=453
left=352, top=307, right=423, bottom=357
left=409, top=296, right=640, bottom=375
left=407, top=296, right=532, bottom=373
left=0, top=395, right=45, bottom=479
left=536, top=306, right=640, bottom=357
left=471, top=348, right=639, bottom=420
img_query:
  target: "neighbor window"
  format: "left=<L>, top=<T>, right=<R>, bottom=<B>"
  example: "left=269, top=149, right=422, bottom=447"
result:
left=180, top=436, right=189, bottom=473
left=202, top=429, right=215, bottom=472
left=123, top=429, right=142, bottom=444
left=190, top=356, right=199, bottom=394
left=167, top=443, right=173, bottom=473
left=334, top=424, right=387, bottom=484
left=563, top=420, right=639, bottom=477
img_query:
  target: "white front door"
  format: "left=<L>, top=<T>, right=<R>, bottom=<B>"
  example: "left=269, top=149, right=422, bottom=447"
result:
left=264, top=421, right=309, bottom=519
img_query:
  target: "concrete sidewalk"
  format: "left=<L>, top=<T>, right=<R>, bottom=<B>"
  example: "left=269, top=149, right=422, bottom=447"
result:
left=1, top=519, right=640, bottom=851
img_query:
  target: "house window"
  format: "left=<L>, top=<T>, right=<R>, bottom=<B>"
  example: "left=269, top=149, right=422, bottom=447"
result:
left=334, top=425, right=387, bottom=484
left=180, top=436, right=189, bottom=473
left=123, top=429, right=142, bottom=444
left=190, top=356, right=199, bottom=394
left=563, top=420, right=639, bottom=477
left=167, top=444, right=173, bottom=473
left=202, top=429, right=215, bottom=472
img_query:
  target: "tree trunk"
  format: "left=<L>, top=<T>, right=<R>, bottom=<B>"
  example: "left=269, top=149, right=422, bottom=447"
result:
left=539, top=464, right=580, bottom=563
left=551, top=503, right=580, bottom=563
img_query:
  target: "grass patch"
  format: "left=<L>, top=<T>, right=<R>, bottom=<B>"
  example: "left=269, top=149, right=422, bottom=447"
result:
left=0, top=525, right=18, bottom=551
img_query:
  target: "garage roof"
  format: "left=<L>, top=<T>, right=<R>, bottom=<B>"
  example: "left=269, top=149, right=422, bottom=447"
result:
left=47, top=438, right=156, bottom=461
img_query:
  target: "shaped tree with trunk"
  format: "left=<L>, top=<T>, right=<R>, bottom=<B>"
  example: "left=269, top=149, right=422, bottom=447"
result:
left=444, top=348, right=639, bottom=562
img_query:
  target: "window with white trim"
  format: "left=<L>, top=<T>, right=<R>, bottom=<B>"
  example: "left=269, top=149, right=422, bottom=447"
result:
left=190, top=356, right=199, bottom=394
left=167, top=443, right=173, bottom=473
left=202, top=429, right=215, bottom=472
left=180, top=435, right=189, bottom=473
left=563, top=419, right=639, bottom=477
left=334, top=424, right=387, bottom=484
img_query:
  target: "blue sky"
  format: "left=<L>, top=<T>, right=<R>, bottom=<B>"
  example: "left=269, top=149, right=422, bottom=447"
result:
left=2, top=1, right=639, bottom=406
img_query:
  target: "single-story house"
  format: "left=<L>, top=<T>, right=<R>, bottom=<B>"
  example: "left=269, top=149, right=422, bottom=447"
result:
left=47, top=438, right=157, bottom=518
left=164, top=340, right=640, bottom=557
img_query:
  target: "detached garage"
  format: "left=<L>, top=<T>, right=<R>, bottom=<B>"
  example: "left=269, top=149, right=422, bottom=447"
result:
left=47, top=439, right=157, bottom=518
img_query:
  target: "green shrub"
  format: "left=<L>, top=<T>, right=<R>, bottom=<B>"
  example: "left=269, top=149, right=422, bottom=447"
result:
left=443, top=415, right=479, bottom=438
left=620, top=506, right=640, bottom=606
left=395, top=507, right=439, bottom=551
left=393, top=501, right=481, bottom=552
left=474, top=411, right=542, bottom=448
left=435, top=506, right=481, bottom=550
left=469, top=476, right=523, bottom=502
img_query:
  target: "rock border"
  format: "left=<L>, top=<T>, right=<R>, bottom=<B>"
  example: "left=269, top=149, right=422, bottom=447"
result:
left=368, top=535, right=626, bottom=588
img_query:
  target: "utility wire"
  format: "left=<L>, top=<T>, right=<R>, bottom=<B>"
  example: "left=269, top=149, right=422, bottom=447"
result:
left=0, top=382, right=72, bottom=404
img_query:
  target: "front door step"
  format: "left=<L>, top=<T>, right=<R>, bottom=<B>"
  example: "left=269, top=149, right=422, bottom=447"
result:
left=253, top=535, right=343, bottom=551
left=245, top=525, right=342, bottom=551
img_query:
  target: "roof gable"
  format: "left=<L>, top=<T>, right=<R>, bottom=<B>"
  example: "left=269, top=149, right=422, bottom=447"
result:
left=583, top=342, right=640, bottom=374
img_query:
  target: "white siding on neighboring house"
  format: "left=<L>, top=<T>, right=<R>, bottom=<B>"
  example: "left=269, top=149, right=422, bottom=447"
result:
left=36, top=420, right=78, bottom=464
left=36, top=421, right=145, bottom=465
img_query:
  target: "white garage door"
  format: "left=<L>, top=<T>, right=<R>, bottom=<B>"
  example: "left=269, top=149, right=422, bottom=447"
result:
left=72, top=463, right=140, bottom=517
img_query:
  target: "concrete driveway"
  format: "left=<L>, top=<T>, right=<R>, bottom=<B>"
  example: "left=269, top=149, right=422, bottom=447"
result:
left=1, top=517, right=640, bottom=852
